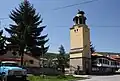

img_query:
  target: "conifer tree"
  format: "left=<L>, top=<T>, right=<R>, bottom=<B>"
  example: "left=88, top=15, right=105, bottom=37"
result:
left=90, top=42, right=95, bottom=54
left=57, top=45, right=66, bottom=74
left=0, top=30, right=7, bottom=55
left=5, top=0, right=49, bottom=65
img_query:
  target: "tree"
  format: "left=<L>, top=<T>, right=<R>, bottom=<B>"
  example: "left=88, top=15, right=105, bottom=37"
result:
left=0, top=30, right=7, bottom=55
left=5, top=0, right=49, bottom=66
left=90, top=42, right=95, bottom=54
left=57, top=45, right=66, bottom=74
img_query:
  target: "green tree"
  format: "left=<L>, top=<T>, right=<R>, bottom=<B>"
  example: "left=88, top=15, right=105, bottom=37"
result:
left=5, top=1, right=49, bottom=66
left=0, top=30, right=7, bottom=55
left=57, top=45, right=66, bottom=74
left=90, top=42, right=95, bottom=54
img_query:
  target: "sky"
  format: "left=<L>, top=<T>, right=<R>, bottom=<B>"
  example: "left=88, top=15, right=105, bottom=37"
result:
left=0, top=0, right=120, bottom=53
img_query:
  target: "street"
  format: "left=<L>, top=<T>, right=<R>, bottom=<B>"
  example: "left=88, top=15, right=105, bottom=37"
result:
left=80, top=75, right=120, bottom=81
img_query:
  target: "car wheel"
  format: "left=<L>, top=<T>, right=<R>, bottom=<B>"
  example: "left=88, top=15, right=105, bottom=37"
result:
left=1, top=76, right=7, bottom=81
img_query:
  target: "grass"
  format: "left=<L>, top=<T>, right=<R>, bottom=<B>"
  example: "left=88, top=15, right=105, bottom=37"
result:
left=27, top=75, right=87, bottom=81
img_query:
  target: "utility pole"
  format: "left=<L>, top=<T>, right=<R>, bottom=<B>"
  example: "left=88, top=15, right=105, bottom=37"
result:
left=41, top=45, right=44, bottom=78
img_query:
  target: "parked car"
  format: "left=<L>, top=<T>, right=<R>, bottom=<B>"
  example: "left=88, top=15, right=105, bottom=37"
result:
left=0, top=61, right=27, bottom=81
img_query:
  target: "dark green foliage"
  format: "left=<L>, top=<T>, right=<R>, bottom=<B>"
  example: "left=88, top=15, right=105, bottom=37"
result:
left=5, top=1, right=49, bottom=65
left=57, top=45, right=66, bottom=74
left=0, top=30, right=7, bottom=55
left=42, top=52, right=69, bottom=69
left=44, top=53, right=69, bottom=59
left=27, top=75, right=86, bottom=81
left=90, top=42, right=95, bottom=54
left=30, top=45, right=49, bottom=57
left=44, top=53, right=59, bottom=59
left=57, top=75, right=66, bottom=79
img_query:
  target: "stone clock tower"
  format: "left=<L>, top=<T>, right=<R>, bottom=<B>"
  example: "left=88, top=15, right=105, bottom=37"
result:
left=70, top=10, right=91, bottom=74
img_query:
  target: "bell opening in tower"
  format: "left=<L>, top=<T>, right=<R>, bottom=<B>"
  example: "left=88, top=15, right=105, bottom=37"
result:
left=73, top=10, right=87, bottom=25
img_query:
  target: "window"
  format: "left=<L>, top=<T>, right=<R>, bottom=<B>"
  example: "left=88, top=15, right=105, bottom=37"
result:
left=111, top=62, right=113, bottom=65
left=107, top=61, right=109, bottom=65
left=103, top=59, right=105, bottom=64
left=104, top=60, right=108, bottom=64
left=77, top=29, right=78, bottom=31
left=29, top=60, right=34, bottom=64
left=104, top=60, right=106, bottom=64
left=74, top=29, right=78, bottom=33
left=74, top=30, right=76, bottom=32
left=99, top=59, right=102, bottom=63
left=113, top=62, right=116, bottom=65
left=111, top=61, right=114, bottom=65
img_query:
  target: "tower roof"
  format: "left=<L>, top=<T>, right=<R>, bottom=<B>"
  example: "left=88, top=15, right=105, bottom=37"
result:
left=77, top=10, right=85, bottom=15
left=73, top=10, right=86, bottom=25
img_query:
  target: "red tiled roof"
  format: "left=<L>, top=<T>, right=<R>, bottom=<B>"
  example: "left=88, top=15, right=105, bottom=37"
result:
left=110, top=55, right=120, bottom=59
left=92, top=54, right=119, bottom=61
left=109, top=57, right=117, bottom=61
left=0, top=58, right=23, bottom=61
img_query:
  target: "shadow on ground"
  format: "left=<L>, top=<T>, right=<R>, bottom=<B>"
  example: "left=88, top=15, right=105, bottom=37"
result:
left=90, top=72, right=120, bottom=76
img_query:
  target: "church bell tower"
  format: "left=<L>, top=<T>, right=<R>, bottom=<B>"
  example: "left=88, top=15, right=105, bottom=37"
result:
left=70, top=10, right=91, bottom=74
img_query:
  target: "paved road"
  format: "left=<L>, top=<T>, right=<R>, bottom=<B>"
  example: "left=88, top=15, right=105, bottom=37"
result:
left=80, top=75, right=120, bottom=81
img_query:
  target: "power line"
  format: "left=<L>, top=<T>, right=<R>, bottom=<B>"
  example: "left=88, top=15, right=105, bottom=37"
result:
left=89, top=25, right=120, bottom=27
left=1, top=1, right=119, bottom=29
left=53, top=0, right=99, bottom=10
left=51, top=25, right=120, bottom=28
left=0, top=0, right=99, bottom=20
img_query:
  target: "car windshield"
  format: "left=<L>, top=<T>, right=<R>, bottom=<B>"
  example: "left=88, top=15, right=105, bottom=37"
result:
left=1, top=63, right=19, bottom=67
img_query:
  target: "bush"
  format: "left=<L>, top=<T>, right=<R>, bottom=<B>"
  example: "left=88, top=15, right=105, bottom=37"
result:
left=27, top=75, right=87, bottom=81
left=57, top=75, right=66, bottom=79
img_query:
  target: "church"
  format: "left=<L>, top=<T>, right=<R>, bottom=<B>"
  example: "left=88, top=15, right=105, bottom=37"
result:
left=69, top=10, right=120, bottom=74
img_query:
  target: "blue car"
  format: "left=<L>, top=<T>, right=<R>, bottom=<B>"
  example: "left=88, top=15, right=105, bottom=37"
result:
left=0, top=61, right=27, bottom=81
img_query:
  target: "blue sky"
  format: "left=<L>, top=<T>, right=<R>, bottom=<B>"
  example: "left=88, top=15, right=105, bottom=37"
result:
left=0, top=0, right=120, bottom=53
